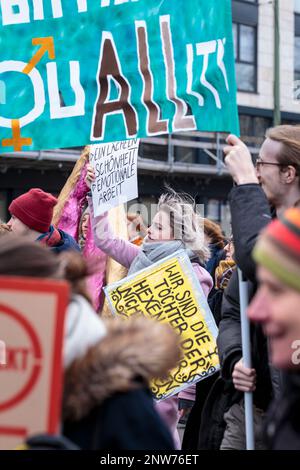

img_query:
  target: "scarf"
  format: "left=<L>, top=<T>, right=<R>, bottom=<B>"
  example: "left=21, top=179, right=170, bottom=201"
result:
left=128, top=240, right=197, bottom=276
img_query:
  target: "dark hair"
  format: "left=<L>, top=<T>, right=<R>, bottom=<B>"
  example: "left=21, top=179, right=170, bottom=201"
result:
left=0, top=235, right=62, bottom=278
left=204, top=219, right=225, bottom=249
left=0, top=236, right=98, bottom=304
left=61, top=251, right=96, bottom=304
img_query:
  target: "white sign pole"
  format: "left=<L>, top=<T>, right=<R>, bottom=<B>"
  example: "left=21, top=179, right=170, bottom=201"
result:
left=238, top=268, right=255, bottom=451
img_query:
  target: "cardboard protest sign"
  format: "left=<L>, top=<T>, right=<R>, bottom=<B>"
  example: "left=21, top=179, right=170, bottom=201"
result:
left=0, top=0, right=239, bottom=153
left=104, top=250, right=220, bottom=400
left=90, top=139, right=139, bottom=216
left=0, top=276, right=69, bottom=450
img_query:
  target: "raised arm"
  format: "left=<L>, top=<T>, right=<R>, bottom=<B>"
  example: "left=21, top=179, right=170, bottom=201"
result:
left=224, top=135, right=272, bottom=281
left=88, top=198, right=139, bottom=269
left=85, top=163, right=140, bottom=268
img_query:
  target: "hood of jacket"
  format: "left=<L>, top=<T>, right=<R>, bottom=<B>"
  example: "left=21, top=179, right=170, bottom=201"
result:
left=63, top=316, right=181, bottom=422
left=37, top=225, right=80, bottom=253
left=54, top=228, right=80, bottom=254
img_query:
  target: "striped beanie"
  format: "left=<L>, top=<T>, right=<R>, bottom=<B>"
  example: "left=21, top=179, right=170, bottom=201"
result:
left=253, top=208, right=300, bottom=292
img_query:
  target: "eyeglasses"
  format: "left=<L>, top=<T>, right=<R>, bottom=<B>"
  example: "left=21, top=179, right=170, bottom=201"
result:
left=255, top=157, right=284, bottom=169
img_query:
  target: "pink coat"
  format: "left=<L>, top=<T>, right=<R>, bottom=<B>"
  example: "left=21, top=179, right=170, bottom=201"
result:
left=90, top=206, right=213, bottom=448
left=56, top=166, right=107, bottom=311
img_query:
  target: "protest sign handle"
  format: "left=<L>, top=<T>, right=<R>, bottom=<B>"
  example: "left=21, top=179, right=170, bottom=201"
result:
left=238, top=268, right=255, bottom=451
left=244, top=391, right=254, bottom=451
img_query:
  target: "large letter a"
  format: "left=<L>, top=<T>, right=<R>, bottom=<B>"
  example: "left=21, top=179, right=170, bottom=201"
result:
left=91, top=32, right=137, bottom=140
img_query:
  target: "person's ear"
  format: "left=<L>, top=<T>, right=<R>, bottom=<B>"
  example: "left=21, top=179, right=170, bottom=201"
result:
left=282, top=165, right=297, bottom=184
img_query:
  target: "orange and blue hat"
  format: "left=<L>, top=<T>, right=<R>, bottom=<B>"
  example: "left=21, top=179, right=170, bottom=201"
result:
left=253, top=208, right=300, bottom=292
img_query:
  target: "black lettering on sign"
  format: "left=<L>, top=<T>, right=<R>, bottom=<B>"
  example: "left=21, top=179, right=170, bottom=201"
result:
left=176, top=290, right=198, bottom=318
left=111, top=285, right=139, bottom=315
left=189, top=356, right=206, bottom=376
left=132, top=279, right=163, bottom=318
left=165, top=264, right=185, bottom=290
left=195, top=334, right=211, bottom=347
left=181, top=338, right=194, bottom=350
left=133, top=279, right=151, bottom=295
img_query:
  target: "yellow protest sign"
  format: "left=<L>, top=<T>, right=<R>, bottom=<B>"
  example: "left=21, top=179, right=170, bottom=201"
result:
left=104, top=250, right=219, bottom=400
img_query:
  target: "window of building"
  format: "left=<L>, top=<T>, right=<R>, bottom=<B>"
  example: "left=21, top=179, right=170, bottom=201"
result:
left=295, top=36, right=300, bottom=81
left=295, top=0, right=300, bottom=14
left=239, top=114, right=272, bottom=138
left=233, top=22, right=257, bottom=92
left=295, top=13, right=300, bottom=81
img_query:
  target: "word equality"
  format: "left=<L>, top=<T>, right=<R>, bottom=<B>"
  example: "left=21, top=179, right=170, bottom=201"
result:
left=0, top=16, right=229, bottom=139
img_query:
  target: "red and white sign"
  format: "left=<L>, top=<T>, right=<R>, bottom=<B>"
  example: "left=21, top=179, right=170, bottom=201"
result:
left=0, top=276, right=69, bottom=450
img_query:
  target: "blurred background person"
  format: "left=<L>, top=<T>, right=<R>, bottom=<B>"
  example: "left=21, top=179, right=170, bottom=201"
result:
left=212, top=125, right=300, bottom=450
left=127, top=211, right=148, bottom=246
left=6, top=188, right=79, bottom=253
left=182, top=233, right=235, bottom=450
left=0, top=236, right=179, bottom=450
left=203, top=218, right=226, bottom=280
left=78, top=208, right=90, bottom=251
left=248, top=208, right=300, bottom=450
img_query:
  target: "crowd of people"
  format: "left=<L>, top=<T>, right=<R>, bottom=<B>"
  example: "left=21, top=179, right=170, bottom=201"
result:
left=1, top=123, right=300, bottom=450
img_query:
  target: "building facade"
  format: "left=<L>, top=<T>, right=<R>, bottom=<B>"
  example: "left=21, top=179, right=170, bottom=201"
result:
left=1, top=0, right=300, bottom=228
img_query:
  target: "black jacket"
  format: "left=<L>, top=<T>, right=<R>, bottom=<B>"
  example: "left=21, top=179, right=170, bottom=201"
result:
left=219, top=184, right=274, bottom=402
left=264, top=372, right=300, bottom=450
left=218, top=268, right=273, bottom=412
left=195, top=185, right=274, bottom=449
left=64, top=386, right=174, bottom=450
left=194, top=270, right=273, bottom=450
left=62, top=318, right=176, bottom=451
left=229, top=184, right=272, bottom=282
left=206, top=245, right=225, bottom=279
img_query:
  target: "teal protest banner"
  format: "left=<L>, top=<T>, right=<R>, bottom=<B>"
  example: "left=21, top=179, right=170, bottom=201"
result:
left=0, top=0, right=239, bottom=153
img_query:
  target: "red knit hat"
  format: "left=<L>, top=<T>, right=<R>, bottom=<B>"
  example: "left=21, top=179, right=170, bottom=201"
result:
left=9, top=188, right=58, bottom=233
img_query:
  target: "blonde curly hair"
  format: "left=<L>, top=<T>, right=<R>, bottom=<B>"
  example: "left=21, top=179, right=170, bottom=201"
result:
left=158, top=187, right=210, bottom=264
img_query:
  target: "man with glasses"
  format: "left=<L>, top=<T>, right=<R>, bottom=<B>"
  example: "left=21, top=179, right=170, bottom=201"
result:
left=224, top=128, right=300, bottom=226
left=255, top=155, right=297, bottom=205
left=207, top=126, right=300, bottom=450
